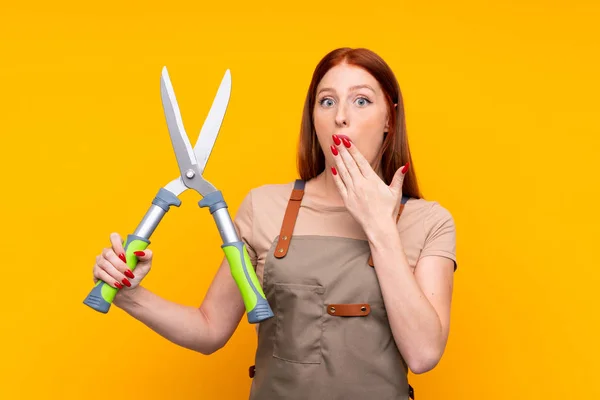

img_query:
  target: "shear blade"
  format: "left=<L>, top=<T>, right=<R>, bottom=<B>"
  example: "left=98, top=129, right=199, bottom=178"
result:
left=194, top=69, right=231, bottom=175
left=160, top=66, right=199, bottom=178
left=160, top=66, right=222, bottom=197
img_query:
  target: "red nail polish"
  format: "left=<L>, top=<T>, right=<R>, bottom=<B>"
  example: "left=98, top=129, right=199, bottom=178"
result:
left=124, top=269, right=134, bottom=279
left=332, top=134, right=341, bottom=145
left=115, top=282, right=123, bottom=289
left=342, top=137, right=351, bottom=148
left=119, top=253, right=126, bottom=263
left=330, top=145, right=338, bottom=156
left=401, top=162, right=410, bottom=174
left=134, top=251, right=145, bottom=257
left=122, top=278, right=131, bottom=287
left=331, top=167, right=337, bottom=175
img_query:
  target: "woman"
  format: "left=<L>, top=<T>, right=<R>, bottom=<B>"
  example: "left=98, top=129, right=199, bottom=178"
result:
left=92, top=47, right=457, bottom=399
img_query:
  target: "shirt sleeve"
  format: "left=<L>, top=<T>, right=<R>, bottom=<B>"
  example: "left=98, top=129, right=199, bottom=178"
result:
left=232, top=190, right=258, bottom=269
left=420, top=202, right=457, bottom=271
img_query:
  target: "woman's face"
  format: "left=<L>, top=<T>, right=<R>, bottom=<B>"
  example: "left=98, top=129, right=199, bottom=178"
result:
left=313, top=63, right=390, bottom=171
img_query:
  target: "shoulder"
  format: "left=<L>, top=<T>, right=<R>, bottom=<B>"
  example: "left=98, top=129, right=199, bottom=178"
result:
left=235, top=181, right=296, bottom=223
left=233, top=180, right=295, bottom=242
left=426, top=199, right=454, bottom=227
left=247, top=181, right=296, bottom=205
left=402, top=197, right=456, bottom=251
left=408, top=198, right=457, bottom=268
left=236, top=181, right=298, bottom=256
left=404, top=198, right=455, bottom=227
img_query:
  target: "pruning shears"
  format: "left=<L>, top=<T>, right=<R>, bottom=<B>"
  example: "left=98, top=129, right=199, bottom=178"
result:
left=83, top=67, right=274, bottom=324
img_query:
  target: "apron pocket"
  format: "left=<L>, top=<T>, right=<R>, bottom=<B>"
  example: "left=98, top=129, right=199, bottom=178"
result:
left=272, top=283, right=325, bottom=364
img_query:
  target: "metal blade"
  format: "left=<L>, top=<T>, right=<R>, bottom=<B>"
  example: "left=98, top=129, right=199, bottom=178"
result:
left=160, top=66, right=198, bottom=182
left=193, top=69, right=231, bottom=174
left=163, top=176, right=188, bottom=197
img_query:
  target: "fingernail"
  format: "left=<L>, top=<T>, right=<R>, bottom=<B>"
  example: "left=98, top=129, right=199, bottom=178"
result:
left=122, top=278, right=131, bottom=287
left=134, top=251, right=145, bottom=257
left=330, top=145, right=338, bottom=156
left=331, top=167, right=337, bottom=175
left=332, top=134, right=341, bottom=146
left=401, top=162, right=410, bottom=174
left=119, top=253, right=126, bottom=263
left=115, top=282, right=123, bottom=289
left=124, top=269, right=135, bottom=279
left=342, top=137, right=351, bottom=148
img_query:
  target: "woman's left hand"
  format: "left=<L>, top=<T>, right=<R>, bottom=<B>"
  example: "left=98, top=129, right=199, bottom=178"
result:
left=330, top=134, right=409, bottom=233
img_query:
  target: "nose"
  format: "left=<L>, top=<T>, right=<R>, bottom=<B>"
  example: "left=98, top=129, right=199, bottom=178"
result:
left=335, top=104, right=348, bottom=127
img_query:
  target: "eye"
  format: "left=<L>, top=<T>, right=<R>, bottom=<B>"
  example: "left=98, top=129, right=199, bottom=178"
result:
left=319, top=97, right=335, bottom=107
left=354, top=97, right=372, bottom=107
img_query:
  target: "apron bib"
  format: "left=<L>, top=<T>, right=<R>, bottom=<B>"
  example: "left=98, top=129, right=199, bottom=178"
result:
left=249, top=179, right=414, bottom=400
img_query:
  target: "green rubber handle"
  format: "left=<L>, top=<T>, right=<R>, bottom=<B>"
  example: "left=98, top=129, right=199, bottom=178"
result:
left=223, top=241, right=274, bottom=323
left=83, top=236, right=149, bottom=313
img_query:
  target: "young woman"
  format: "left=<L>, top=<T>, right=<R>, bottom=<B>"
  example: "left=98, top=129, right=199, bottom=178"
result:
left=92, top=47, right=457, bottom=399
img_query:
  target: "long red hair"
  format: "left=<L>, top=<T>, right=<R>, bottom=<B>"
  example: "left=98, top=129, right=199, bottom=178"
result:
left=296, top=47, right=423, bottom=199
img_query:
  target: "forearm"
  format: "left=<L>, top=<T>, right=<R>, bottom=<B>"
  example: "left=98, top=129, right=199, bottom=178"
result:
left=114, top=287, right=217, bottom=355
left=366, top=219, right=444, bottom=373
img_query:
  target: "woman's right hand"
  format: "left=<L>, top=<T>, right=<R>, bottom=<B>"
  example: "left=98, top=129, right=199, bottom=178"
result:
left=92, top=232, right=153, bottom=292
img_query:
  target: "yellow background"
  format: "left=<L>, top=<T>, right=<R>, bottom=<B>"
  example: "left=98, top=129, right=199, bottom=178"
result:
left=1, top=0, right=598, bottom=398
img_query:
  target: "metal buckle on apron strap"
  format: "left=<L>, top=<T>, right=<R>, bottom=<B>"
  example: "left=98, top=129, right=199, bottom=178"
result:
left=326, top=303, right=371, bottom=316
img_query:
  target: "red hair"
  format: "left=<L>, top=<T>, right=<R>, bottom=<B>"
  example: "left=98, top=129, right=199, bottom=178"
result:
left=296, top=47, right=423, bottom=199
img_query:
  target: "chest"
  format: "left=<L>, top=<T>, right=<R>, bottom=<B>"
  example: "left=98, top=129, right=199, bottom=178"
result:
left=264, top=235, right=393, bottom=303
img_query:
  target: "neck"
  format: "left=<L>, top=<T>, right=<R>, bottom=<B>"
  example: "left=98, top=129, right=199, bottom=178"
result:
left=318, top=169, right=345, bottom=206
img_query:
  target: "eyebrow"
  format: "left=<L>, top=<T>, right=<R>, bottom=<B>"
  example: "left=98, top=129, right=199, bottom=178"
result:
left=317, top=84, right=376, bottom=95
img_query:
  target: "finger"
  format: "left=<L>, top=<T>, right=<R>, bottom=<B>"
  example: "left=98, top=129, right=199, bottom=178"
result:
left=342, top=137, right=377, bottom=179
left=330, top=165, right=347, bottom=198
left=96, top=254, right=131, bottom=287
left=389, top=162, right=410, bottom=194
left=101, top=248, right=135, bottom=281
left=335, top=136, right=363, bottom=182
left=132, top=249, right=153, bottom=273
left=132, top=248, right=152, bottom=262
left=93, top=265, right=123, bottom=289
left=330, top=143, right=354, bottom=191
left=109, top=232, right=125, bottom=260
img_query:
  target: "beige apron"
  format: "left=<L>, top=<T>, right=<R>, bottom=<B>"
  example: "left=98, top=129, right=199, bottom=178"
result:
left=248, top=179, right=414, bottom=400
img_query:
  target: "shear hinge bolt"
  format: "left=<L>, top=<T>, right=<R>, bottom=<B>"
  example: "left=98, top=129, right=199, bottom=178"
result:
left=186, top=170, right=195, bottom=179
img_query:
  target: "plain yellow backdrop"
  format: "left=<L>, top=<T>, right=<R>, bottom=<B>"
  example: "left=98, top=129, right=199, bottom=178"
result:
left=1, top=0, right=598, bottom=398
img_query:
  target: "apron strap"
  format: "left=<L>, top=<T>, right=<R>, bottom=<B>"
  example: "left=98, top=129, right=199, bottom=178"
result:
left=274, top=179, right=305, bottom=259
left=368, top=195, right=410, bottom=267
